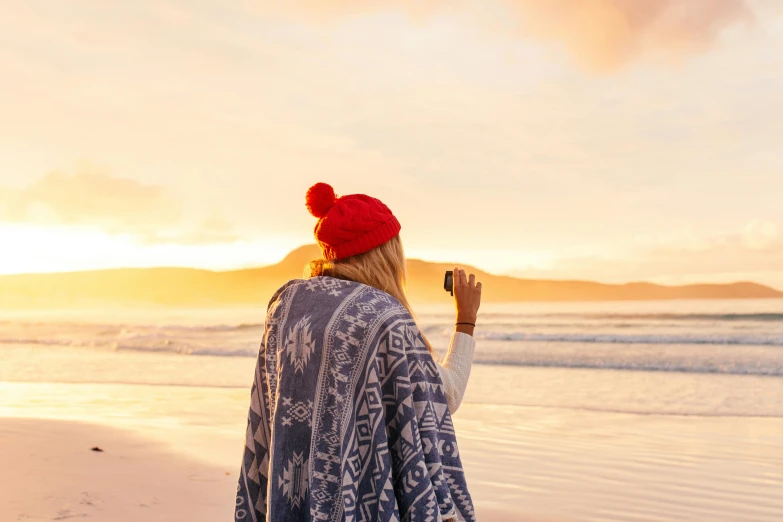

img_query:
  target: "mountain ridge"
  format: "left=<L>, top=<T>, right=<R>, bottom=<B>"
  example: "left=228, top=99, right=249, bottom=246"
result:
left=1, top=244, right=780, bottom=307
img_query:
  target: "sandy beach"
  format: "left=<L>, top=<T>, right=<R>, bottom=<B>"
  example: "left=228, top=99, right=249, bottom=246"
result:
left=0, top=418, right=237, bottom=522
left=3, top=366, right=782, bottom=521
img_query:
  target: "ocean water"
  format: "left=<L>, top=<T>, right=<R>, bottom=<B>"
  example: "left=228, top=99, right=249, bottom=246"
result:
left=4, top=299, right=783, bottom=368
left=2, top=298, right=782, bottom=417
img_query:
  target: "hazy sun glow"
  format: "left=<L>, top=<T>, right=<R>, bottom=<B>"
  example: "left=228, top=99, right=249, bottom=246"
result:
left=1, top=224, right=300, bottom=274
left=2, top=223, right=558, bottom=276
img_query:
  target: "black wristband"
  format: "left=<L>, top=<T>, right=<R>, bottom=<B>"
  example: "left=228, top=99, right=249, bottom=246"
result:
left=455, top=322, right=476, bottom=327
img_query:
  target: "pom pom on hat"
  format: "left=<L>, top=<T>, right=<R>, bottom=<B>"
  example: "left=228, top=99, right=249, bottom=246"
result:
left=306, top=182, right=337, bottom=218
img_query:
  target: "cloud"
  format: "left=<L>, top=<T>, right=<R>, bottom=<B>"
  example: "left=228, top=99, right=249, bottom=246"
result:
left=504, top=0, right=753, bottom=70
left=635, top=219, right=783, bottom=257
left=743, top=219, right=781, bottom=250
left=0, top=166, right=237, bottom=244
left=267, top=0, right=753, bottom=71
left=147, top=212, right=240, bottom=245
left=509, top=220, right=783, bottom=288
left=0, top=166, right=179, bottom=230
left=256, top=0, right=444, bottom=23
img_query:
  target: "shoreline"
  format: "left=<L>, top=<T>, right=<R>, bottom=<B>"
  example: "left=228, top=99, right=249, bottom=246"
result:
left=4, top=361, right=783, bottom=418
left=3, top=378, right=783, bottom=420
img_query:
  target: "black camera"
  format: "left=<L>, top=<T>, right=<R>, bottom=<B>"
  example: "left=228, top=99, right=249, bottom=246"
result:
left=444, top=270, right=453, bottom=296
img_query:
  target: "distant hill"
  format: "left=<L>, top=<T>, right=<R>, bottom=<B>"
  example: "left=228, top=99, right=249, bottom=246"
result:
left=1, top=244, right=781, bottom=308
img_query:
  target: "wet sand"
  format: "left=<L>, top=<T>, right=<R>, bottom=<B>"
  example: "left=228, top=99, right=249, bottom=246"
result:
left=2, top=372, right=782, bottom=521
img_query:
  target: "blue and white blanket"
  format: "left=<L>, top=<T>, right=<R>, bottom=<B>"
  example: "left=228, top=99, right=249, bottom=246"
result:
left=235, top=276, right=476, bottom=521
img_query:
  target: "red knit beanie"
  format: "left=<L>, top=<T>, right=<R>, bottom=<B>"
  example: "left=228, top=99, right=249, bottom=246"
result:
left=305, top=182, right=401, bottom=261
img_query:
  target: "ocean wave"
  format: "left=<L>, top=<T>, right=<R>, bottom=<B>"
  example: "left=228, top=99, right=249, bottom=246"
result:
left=0, top=337, right=78, bottom=347
left=5, top=335, right=782, bottom=377
left=113, top=343, right=256, bottom=357
left=0, top=321, right=264, bottom=333
left=472, top=357, right=783, bottom=376
left=473, top=331, right=783, bottom=346
left=417, top=312, right=783, bottom=321
left=578, top=313, right=783, bottom=322
left=103, top=343, right=783, bottom=376
left=4, top=329, right=783, bottom=350
left=169, top=323, right=263, bottom=332
left=480, top=312, right=783, bottom=322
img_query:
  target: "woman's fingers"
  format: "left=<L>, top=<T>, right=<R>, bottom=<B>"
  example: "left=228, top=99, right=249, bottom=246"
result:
left=455, top=268, right=480, bottom=288
left=455, top=267, right=481, bottom=291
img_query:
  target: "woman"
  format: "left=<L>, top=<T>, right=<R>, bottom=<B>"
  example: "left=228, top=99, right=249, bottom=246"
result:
left=235, top=183, right=481, bottom=521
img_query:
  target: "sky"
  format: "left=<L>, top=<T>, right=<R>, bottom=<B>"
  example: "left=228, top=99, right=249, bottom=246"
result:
left=1, top=0, right=783, bottom=288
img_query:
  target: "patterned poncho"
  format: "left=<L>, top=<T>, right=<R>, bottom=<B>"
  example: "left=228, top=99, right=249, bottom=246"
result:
left=235, top=276, right=476, bottom=521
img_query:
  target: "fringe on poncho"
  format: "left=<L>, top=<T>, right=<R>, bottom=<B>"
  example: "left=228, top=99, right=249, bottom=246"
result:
left=235, top=276, right=476, bottom=521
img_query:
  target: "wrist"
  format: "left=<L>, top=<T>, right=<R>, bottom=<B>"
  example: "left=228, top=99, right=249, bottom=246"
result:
left=455, top=323, right=475, bottom=336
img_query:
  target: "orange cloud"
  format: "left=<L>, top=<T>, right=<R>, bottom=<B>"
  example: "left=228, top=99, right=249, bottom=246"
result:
left=507, top=0, right=753, bottom=70
left=0, top=167, right=179, bottom=230
left=0, top=166, right=237, bottom=244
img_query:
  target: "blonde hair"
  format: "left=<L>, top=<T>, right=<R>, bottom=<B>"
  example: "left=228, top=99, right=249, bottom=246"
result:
left=306, top=235, right=433, bottom=352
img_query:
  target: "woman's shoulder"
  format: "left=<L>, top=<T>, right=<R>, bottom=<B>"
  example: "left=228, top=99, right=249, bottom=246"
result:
left=266, top=276, right=355, bottom=310
left=269, top=277, right=408, bottom=317
left=265, top=278, right=305, bottom=310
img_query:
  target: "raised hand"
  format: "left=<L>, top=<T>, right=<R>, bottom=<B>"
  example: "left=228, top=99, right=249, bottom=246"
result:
left=453, top=267, right=481, bottom=335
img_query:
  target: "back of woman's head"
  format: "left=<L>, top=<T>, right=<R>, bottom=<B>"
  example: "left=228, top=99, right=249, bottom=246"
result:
left=307, top=234, right=406, bottom=302
left=306, top=235, right=433, bottom=352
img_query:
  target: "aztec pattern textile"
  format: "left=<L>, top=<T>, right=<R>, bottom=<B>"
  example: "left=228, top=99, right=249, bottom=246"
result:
left=235, top=276, right=476, bottom=522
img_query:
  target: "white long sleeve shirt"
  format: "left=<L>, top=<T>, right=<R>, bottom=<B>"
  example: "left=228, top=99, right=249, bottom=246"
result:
left=434, top=332, right=475, bottom=414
